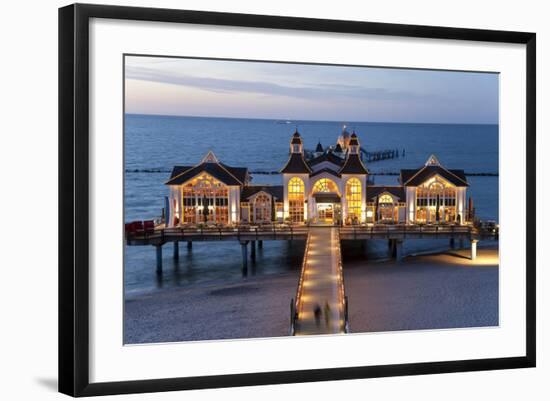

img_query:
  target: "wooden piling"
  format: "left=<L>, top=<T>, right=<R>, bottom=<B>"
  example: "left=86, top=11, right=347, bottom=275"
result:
left=241, top=241, right=249, bottom=275
left=155, top=245, right=163, bottom=275
left=173, top=241, right=179, bottom=260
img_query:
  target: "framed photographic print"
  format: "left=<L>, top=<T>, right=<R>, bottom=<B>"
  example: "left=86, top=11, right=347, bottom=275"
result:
left=58, top=3, right=536, bottom=397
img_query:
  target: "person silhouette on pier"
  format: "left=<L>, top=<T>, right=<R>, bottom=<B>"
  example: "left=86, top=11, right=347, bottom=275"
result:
left=314, top=304, right=322, bottom=328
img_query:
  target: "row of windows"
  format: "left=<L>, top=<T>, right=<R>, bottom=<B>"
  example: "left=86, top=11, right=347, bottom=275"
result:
left=417, top=197, right=456, bottom=207
left=183, top=197, right=229, bottom=207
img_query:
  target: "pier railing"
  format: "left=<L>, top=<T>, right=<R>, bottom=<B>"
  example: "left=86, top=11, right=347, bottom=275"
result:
left=126, top=222, right=497, bottom=246
left=126, top=223, right=311, bottom=244
left=290, top=231, right=313, bottom=335
left=334, top=228, right=349, bottom=333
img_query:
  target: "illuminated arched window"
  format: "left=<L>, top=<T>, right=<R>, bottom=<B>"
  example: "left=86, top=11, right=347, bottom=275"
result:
left=378, top=193, right=395, bottom=222
left=182, top=173, right=228, bottom=224
left=288, top=177, right=305, bottom=223
left=416, top=176, right=457, bottom=223
left=254, top=194, right=271, bottom=223
left=345, top=178, right=362, bottom=223
left=312, top=178, right=339, bottom=194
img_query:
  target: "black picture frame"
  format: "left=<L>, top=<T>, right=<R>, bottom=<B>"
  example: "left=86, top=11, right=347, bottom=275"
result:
left=59, top=3, right=536, bottom=397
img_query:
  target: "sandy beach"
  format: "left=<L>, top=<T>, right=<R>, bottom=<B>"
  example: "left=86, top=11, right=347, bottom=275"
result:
left=344, top=247, right=499, bottom=333
left=124, top=271, right=299, bottom=344
left=125, top=244, right=498, bottom=344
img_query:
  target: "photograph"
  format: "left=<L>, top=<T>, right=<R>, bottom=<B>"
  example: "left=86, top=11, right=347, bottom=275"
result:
left=123, top=55, right=500, bottom=344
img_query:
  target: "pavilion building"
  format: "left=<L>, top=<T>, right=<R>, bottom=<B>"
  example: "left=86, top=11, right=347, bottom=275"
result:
left=164, top=129, right=470, bottom=227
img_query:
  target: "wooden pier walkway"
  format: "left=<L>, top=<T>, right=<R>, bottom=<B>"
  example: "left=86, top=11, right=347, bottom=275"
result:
left=293, top=227, right=347, bottom=335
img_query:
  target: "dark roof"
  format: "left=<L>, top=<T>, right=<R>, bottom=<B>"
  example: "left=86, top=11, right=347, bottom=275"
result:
left=280, top=153, right=312, bottom=174
left=349, top=136, right=359, bottom=146
left=241, top=185, right=284, bottom=201
left=315, top=142, right=324, bottom=152
left=310, top=167, right=341, bottom=178
left=400, top=166, right=468, bottom=187
left=334, top=143, right=343, bottom=153
left=220, top=163, right=248, bottom=184
left=307, top=152, right=344, bottom=168
left=169, top=165, right=192, bottom=179
left=165, top=162, right=247, bottom=186
left=339, top=154, right=368, bottom=175
left=366, top=186, right=406, bottom=202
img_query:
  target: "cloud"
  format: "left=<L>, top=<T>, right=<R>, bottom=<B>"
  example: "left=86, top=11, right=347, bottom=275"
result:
left=125, top=65, right=438, bottom=103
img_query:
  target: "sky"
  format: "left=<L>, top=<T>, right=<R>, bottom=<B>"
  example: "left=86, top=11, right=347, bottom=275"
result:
left=125, top=55, right=499, bottom=124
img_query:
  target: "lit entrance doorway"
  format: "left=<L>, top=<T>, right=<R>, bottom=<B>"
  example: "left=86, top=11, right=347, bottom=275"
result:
left=317, top=203, right=334, bottom=224
left=313, top=193, right=341, bottom=225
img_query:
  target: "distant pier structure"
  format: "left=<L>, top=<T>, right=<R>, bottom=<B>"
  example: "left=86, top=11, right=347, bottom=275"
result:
left=304, top=125, right=404, bottom=164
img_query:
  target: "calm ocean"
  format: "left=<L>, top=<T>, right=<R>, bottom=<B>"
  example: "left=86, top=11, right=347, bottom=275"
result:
left=124, top=114, right=499, bottom=296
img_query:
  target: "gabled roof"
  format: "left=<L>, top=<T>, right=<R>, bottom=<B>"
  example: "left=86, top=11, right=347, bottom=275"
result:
left=241, top=185, right=284, bottom=201
left=366, top=186, right=406, bottom=202
left=169, top=165, right=192, bottom=179
left=307, top=152, right=344, bottom=168
left=280, top=153, right=312, bottom=174
left=165, top=162, right=247, bottom=186
left=310, top=167, right=341, bottom=178
left=220, top=163, right=248, bottom=184
left=400, top=166, right=468, bottom=187
left=315, top=142, right=324, bottom=152
left=334, top=143, right=343, bottom=153
left=339, top=154, right=368, bottom=175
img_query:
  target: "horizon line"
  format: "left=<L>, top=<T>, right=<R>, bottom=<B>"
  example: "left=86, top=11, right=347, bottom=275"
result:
left=124, top=112, right=498, bottom=126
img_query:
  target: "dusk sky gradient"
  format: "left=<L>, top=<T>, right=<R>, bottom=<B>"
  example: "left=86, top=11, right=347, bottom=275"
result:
left=125, top=56, right=499, bottom=124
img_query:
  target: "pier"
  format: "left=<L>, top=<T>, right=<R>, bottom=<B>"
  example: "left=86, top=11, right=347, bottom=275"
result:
left=127, top=223, right=496, bottom=272
left=291, top=227, right=348, bottom=335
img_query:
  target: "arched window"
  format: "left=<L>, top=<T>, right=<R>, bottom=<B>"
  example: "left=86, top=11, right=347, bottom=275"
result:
left=416, top=176, right=457, bottom=223
left=378, top=193, right=395, bottom=222
left=345, top=178, right=362, bottom=223
left=254, top=193, right=271, bottom=223
left=312, top=178, right=339, bottom=194
left=288, top=177, right=305, bottom=223
left=182, top=174, right=228, bottom=224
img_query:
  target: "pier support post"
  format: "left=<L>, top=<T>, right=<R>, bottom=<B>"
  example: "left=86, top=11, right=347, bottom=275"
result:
left=388, top=239, right=395, bottom=258
left=449, top=238, right=455, bottom=249
left=459, top=238, right=465, bottom=249
left=173, top=241, right=179, bottom=260
left=187, top=241, right=192, bottom=250
left=250, top=240, right=256, bottom=262
left=258, top=240, right=263, bottom=249
left=155, top=245, right=163, bottom=275
left=471, top=240, right=478, bottom=260
left=240, top=241, right=249, bottom=276
left=395, top=240, right=403, bottom=262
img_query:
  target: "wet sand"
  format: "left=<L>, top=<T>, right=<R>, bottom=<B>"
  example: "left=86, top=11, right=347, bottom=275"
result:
left=124, top=271, right=299, bottom=344
left=125, top=246, right=498, bottom=344
left=344, top=248, right=499, bottom=333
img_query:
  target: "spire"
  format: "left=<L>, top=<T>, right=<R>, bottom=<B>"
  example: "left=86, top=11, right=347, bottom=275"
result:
left=348, top=132, right=360, bottom=154
left=315, top=141, right=324, bottom=153
left=290, top=130, right=303, bottom=154
left=425, top=154, right=441, bottom=166
left=201, top=150, right=219, bottom=164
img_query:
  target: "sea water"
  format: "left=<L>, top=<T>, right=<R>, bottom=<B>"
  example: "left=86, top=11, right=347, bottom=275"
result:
left=124, top=114, right=499, bottom=296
